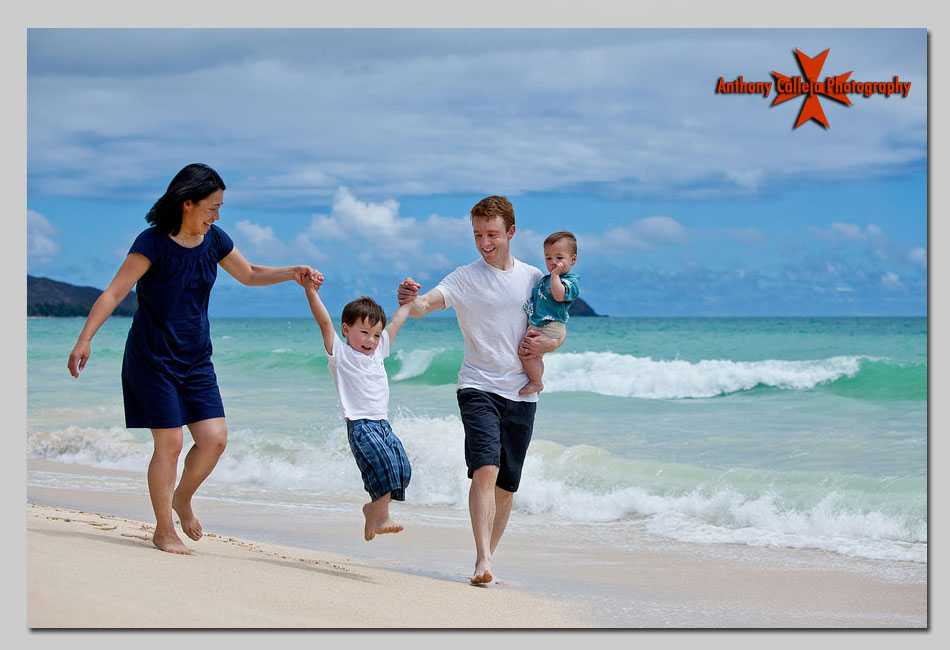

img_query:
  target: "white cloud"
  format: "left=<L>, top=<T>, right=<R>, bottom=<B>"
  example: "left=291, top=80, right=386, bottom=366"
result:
left=636, top=216, right=688, bottom=244
left=331, top=188, right=411, bottom=248
left=420, top=212, right=473, bottom=243
left=726, top=170, right=764, bottom=191
left=301, top=214, right=346, bottom=242
left=586, top=215, right=688, bottom=254
left=27, top=210, right=60, bottom=262
left=827, top=222, right=866, bottom=241
left=26, top=29, right=926, bottom=206
left=293, top=233, right=328, bottom=263
left=880, top=271, right=904, bottom=291
left=224, top=187, right=473, bottom=273
left=820, top=222, right=889, bottom=246
left=294, top=187, right=471, bottom=269
left=815, top=222, right=921, bottom=267
left=234, top=220, right=285, bottom=256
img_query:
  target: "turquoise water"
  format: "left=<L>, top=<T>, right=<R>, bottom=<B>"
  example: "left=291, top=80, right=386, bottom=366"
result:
left=27, top=316, right=927, bottom=563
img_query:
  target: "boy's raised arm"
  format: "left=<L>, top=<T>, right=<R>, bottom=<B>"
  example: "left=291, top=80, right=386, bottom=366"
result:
left=384, top=302, right=412, bottom=344
left=302, top=271, right=335, bottom=355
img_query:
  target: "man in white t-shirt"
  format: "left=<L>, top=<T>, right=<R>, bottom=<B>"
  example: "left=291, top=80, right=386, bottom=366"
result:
left=397, top=195, right=560, bottom=585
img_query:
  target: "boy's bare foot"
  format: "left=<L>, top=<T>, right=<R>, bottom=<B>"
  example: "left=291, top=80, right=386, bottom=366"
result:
left=172, top=492, right=202, bottom=541
left=375, top=519, right=404, bottom=536
left=152, top=531, right=192, bottom=555
left=471, top=559, right=494, bottom=585
left=363, top=503, right=404, bottom=540
left=362, top=503, right=376, bottom=541
left=518, top=381, right=543, bottom=395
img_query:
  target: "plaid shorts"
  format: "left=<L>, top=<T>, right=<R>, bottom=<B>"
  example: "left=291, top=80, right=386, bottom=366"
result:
left=346, top=418, right=412, bottom=502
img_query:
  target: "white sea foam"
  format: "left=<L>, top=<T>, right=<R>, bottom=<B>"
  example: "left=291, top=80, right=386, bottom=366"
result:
left=644, top=500, right=927, bottom=563
left=27, top=426, right=152, bottom=471
left=514, top=468, right=925, bottom=562
left=26, top=418, right=924, bottom=563
left=391, top=348, right=447, bottom=381
left=541, top=352, right=866, bottom=399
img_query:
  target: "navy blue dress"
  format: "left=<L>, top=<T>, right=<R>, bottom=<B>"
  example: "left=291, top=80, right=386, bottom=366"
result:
left=121, top=224, right=234, bottom=429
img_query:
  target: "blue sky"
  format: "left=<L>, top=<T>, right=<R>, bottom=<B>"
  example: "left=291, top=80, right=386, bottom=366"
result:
left=25, top=28, right=928, bottom=317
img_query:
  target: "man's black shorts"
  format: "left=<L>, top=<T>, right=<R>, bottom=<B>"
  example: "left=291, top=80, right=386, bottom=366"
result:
left=456, top=387, right=537, bottom=492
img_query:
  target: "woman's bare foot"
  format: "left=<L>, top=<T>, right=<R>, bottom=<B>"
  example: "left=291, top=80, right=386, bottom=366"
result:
left=172, top=492, right=203, bottom=541
left=518, top=381, right=543, bottom=395
left=152, top=530, right=192, bottom=555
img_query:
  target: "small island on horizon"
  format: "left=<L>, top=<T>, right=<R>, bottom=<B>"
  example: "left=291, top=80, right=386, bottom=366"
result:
left=27, top=275, right=605, bottom=318
left=27, top=275, right=138, bottom=318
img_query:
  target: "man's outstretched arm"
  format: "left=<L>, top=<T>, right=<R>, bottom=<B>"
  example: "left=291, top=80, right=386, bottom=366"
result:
left=397, top=277, right=446, bottom=318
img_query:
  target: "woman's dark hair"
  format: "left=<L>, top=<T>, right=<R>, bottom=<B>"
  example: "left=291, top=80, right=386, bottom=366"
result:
left=145, top=163, right=226, bottom=235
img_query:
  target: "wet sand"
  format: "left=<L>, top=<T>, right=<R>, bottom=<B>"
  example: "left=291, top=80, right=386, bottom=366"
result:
left=25, top=459, right=927, bottom=629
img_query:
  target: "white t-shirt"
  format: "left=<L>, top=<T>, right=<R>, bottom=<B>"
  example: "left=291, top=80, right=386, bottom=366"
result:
left=436, top=257, right=544, bottom=402
left=327, top=330, right=390, bottom=421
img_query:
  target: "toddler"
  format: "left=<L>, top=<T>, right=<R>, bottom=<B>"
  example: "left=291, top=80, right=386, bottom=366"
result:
left=520, top=231, right=579, bottom=394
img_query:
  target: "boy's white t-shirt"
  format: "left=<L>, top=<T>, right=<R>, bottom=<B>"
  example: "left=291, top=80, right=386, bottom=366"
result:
left=327, top=329, right=390, bottom=421
left=436, top=257, right=544, bottom=402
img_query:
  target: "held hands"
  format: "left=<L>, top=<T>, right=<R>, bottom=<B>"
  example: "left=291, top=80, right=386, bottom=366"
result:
left=293, top=265, right=316, bottom=287
left=68, top=340, right=91, bottom=378
left=398, top=277, right=421, bottom=305
left=301, top=269, right=324, bottom=292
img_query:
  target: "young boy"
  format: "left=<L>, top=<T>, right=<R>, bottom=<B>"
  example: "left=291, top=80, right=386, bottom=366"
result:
left=519, top=231, right=580, bottom=395
left=301, top=270, right=412, bottom=541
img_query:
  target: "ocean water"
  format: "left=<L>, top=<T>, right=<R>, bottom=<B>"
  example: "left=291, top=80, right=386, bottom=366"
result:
left=27, top=316, right=927, bottom=565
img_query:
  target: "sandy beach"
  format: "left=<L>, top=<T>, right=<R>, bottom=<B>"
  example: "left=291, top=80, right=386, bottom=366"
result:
left=25, top=459, right=927, bottom=630
left=26, top=501, right=584, bottom=628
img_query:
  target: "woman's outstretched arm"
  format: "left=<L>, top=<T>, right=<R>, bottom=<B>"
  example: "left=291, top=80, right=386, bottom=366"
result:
left=218, top=247, right=312, bottom=287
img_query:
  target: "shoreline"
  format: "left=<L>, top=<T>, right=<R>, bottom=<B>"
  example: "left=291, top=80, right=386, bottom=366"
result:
left=26, top=459, right=927, bottom=629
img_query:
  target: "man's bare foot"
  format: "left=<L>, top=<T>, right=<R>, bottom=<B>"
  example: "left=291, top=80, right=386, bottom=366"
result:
left=518, top=381, right=543, bottom=395
left=362, top=503, right=376, bottom=541
left=172, top=492, right=202, bottom=541
left=375, top=519, right=404, bottom=536
left=471, top=559, right=493, bottom=585
left=152, top=531, right=192, bottom=555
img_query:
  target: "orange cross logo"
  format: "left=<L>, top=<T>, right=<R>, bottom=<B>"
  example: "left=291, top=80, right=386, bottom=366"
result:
left=771, top=49, right=853, bottom=129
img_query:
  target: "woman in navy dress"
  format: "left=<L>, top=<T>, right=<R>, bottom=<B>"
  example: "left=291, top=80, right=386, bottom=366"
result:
left=68, top=163, right=314, bottom=555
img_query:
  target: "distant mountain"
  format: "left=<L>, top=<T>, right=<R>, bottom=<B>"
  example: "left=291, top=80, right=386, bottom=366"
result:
left=27, top=275, right=138, bottom=317
left=568, top=296, right=604, bottom=317
left=26, top=273, right=601, bottom=319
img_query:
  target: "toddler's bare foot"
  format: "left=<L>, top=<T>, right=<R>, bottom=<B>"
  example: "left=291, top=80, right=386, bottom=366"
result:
left=518, top=381, right=543, bottom=395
